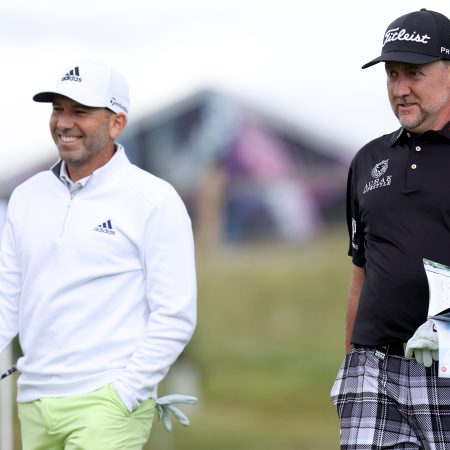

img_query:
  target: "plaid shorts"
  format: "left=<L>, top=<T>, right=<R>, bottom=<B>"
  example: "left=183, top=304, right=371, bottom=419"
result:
left=330, top=347, right=450, bottom=449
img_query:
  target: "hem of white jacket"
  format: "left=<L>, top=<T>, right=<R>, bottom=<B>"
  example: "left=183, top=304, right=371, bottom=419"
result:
left=16, top=371, right=156, bottom=411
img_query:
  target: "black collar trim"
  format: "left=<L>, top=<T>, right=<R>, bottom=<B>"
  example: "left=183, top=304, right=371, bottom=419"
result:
left=390, top=122, right=450, bottom=146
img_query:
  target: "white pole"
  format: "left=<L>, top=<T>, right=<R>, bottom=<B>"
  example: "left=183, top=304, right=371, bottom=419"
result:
left=0, top=344, right=15, bottom=450
left=0, top=200, right=15, bottom=449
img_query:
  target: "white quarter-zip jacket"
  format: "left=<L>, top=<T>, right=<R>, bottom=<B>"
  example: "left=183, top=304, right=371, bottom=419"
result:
left=0, top=146, right=197, bottom=411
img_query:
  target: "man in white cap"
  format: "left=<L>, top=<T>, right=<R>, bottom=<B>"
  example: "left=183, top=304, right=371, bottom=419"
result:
left=0, top=61, right=197, bottom=449
left=331, top=8, right=450, bottom=449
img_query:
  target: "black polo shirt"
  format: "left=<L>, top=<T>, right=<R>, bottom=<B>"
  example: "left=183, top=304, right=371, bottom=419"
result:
left=348, top=121, right=450, bottom=346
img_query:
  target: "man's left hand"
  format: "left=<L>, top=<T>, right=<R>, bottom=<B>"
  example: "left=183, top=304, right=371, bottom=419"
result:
left=405, top=320, right=439, bottom=367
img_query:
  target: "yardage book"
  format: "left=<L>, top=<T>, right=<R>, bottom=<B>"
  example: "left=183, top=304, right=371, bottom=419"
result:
left=424, top=259, right=450, bottom=377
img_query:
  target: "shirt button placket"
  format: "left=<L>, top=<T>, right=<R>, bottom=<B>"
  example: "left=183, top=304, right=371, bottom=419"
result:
left=411, top=145, right=422, bottom=170
left=405, top=142, right=422, bottom=190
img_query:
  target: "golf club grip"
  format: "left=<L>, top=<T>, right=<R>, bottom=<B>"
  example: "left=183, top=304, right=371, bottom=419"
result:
left=0, top=366, right=17, bottom=380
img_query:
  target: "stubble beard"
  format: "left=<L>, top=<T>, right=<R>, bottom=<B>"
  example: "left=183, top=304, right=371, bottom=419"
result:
left=394, top=89, right=449, bottom=131
left=55, top=120, right=111, bottom=168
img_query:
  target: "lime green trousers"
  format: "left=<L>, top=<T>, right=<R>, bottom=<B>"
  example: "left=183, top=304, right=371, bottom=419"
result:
left=18, top=384, right=156, bottom=450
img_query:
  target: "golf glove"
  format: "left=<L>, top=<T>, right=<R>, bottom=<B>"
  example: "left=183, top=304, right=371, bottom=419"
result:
left=156, top=394, right=198, bottom=431
left=405, top=320, right=439, bottom=367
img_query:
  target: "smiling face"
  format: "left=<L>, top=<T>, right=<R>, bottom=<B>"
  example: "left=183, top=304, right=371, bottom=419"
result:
left=385, top=61, right=450, bottom=134
left=50, top=95, right=127, bottom=181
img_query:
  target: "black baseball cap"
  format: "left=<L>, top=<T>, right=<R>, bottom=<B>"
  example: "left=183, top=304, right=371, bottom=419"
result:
left=362, top=8, right=450, bottom=69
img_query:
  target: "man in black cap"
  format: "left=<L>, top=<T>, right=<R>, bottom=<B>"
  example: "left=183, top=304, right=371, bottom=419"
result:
left=331, top=8, right=450, bottom=449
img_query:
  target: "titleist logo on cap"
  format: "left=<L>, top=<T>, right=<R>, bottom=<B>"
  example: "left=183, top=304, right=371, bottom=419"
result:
left=383, top=28, right=431, bottom=46
left=362, top=9, right=450, bottom=69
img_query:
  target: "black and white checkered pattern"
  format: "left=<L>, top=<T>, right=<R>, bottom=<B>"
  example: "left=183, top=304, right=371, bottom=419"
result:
left=331, top=347, right=450, bottom=449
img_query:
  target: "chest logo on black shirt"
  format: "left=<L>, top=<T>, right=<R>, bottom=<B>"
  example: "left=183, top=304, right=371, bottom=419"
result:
left=363, top=159, right=392, bottom=194
left=371, top=159, right=389, bottom=178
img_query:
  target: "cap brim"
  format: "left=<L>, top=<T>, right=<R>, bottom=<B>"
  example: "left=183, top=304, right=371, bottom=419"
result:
left=362, top=52, right=441, bottom=69
left=33, top=90, right=107, bottom=109
left=33, top=91, right=58, bottom=102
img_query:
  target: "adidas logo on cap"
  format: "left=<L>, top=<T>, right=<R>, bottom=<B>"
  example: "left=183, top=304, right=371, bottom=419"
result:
left=61, top=66, right=82, bottom=83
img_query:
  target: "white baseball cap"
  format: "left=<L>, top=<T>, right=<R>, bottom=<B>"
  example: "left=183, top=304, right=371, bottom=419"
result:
left=33, top=61, right=129, bottom=115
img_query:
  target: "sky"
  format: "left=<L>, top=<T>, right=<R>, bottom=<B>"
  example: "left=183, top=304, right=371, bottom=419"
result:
left=1, top=0, right=448, bottom=181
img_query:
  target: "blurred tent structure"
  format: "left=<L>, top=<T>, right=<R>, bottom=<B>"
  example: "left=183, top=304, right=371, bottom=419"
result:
left=0, top=90, right=348, bottom=248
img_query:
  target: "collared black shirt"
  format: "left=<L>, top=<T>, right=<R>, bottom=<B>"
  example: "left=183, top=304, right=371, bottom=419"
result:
left=347, top=122, right=450, bottom=346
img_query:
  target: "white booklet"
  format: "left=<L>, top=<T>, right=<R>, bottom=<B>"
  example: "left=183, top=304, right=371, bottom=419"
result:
left=424, top=259, right=450, bottom=377
left=425, top=259, right=450, bottom=317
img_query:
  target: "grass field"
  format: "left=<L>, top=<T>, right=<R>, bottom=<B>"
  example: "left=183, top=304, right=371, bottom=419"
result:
left=11, top=226, right=350, bottom=449
left=147, top=225, right=349, bottom=449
